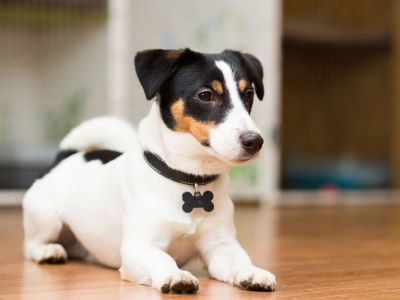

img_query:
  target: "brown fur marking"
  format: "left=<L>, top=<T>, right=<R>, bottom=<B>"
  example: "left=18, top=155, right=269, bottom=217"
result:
left=238, top=79, right=248, bottom=93
left=166, top=49, right=184, bottom=59
left=211, top=80, right=224, bottom=95
left=171, top=99, right=215, bottom=143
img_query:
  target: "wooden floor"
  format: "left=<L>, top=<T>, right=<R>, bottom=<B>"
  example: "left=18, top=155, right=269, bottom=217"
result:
left=1, top=204, right=400, bottom=299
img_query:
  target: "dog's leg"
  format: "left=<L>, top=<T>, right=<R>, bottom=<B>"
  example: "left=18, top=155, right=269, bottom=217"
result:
left=23, top=187, right=67, bottom=264
left=198, top=221, right=276, bottom=291
left=120, top=233, right=199, bottom=293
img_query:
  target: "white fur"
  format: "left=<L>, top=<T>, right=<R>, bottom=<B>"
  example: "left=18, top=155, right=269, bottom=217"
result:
left=60, top=116, right=136, bottom=152
left=209, top=61, right=261, bottom=163
left=23, top=60, right=276, bottom=293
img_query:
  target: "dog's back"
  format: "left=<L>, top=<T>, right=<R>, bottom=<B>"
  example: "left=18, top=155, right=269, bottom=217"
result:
left=23, top=117, right=137, bottom=267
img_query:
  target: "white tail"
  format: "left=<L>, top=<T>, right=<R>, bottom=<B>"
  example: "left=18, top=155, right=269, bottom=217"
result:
left=60, top=116, right=136, bottom=153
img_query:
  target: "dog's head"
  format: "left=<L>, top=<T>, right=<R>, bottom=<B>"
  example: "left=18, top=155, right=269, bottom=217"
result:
left=135, top=48, right=264, bottom=165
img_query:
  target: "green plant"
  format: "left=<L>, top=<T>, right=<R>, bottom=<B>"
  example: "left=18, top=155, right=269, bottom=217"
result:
left=44, top=88, right=87, bottom=143
left=229, top=162, right=259, bottom=186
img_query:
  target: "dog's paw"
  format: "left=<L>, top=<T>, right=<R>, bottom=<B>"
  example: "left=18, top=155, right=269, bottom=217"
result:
left=154, top=270, right=199, bottom=294
left=233, top=266, right=276, bottom=291
left=37, top=243, right=67, bottom=264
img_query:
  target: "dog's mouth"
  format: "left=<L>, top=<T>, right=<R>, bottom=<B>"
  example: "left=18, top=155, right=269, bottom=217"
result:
left=231, top=157, right=253, bottom=164
left=229, top=153, right=260, bottom=164
left=206, top=146, right=260, bottom=166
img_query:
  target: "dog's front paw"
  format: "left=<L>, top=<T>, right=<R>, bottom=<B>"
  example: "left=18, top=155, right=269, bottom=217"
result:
left=233, top=266, right=276, bottom=291
left=36, top=243, right=67, bottom=264
left=154, top=270, right=199, bottom=294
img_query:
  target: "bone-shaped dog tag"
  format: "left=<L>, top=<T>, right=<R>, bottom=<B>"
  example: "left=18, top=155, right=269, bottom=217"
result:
left=182, top=191, right=214, bottom=213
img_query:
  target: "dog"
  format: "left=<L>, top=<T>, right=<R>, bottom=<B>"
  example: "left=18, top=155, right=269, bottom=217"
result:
left=23, top=48, right=276, bottom=293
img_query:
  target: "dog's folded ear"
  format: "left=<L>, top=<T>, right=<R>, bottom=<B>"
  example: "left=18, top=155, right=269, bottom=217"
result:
left=134, top=49, right=189, bottom=100
left=241, top=53, right=264, bottom=100
left=224, top=50, right=264, bottom=100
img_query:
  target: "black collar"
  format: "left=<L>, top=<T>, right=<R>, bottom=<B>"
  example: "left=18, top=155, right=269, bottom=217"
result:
left=143, top=150, right=219, bottom=186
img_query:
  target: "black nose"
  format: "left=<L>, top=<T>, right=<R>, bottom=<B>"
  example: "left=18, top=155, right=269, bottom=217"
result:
left=239, top=132, right=264, bottom=155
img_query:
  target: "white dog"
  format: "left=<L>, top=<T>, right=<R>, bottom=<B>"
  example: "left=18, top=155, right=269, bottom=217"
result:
left=23, top=49, right=276, bottom=293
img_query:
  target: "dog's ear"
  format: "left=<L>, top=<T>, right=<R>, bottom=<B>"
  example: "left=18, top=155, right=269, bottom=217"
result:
left=134, top=49, right=188, bottom=100
left=241, top=53, right=264, bottom=100
left=224, top=50, right=264, bottom=100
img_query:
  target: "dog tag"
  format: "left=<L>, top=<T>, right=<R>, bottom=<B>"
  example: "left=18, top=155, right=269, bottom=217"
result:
left=182, top=190, right=214, bottom=213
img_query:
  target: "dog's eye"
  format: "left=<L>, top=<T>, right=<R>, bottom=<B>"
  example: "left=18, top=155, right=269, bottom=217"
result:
left=197, top=90, right=213, bottom=102
left=244, top=89, right=254, bottom=101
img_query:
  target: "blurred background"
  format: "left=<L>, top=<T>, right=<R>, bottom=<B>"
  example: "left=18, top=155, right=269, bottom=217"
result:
left=1, top=0, right=399, bottom=205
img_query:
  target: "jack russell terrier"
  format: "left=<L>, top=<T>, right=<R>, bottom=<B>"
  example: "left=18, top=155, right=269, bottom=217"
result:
left=23, top=48, right=276, bottom=293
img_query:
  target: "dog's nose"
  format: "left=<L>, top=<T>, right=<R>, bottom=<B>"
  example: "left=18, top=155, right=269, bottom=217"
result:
left=239, top=132, right=264, bottom=155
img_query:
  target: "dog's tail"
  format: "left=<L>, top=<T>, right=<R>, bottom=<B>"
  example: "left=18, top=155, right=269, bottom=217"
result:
left=60, top=116, right=136, bottom=153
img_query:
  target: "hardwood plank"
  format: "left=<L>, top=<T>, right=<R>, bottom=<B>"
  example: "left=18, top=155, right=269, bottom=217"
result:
left=0, top=204, right=400, bottom=299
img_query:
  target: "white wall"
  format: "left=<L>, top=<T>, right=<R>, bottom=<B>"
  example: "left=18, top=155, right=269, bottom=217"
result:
left=0, top=24, right=108, bottom=162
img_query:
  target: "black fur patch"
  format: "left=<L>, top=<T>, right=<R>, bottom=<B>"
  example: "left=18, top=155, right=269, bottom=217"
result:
left=38, top=149, right=78, bottom=179
left=38, top=149, right=123, bottom=179
left=134, top=49, right=264, bottom=132
left=83, top=149, right=122, bottom=164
